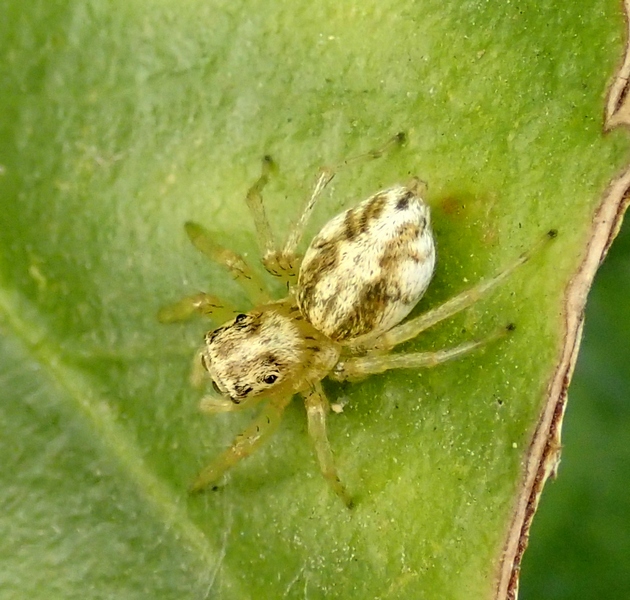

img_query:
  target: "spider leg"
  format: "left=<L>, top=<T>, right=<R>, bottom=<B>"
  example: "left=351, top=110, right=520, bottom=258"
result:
left=351, top=229, right=557, bottom=353
left=254, top=133, right=407, bottom=281
left=244, top=155, right=307, bottom=281
left=189, top=394, right=292, bottom=493
left=337, top=131, right=407, bottom=169
left=303, top=383, right=353, bottom=508
left=333, top=325, right=512, bottom=381
left=157, top=292, right=238, bottom=324
left=245, top=155, right=281, bottom=266
left=280, top=132, right=407, bottom=264
left=184, top=221, right=271, bottom=305
left=248, top=163, right=334, bottom=281
left=273, top=167, right=335, bottom=276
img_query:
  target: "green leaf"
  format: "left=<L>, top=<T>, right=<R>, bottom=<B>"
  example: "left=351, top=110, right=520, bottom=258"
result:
left=1, top=1, right=627, bottom=598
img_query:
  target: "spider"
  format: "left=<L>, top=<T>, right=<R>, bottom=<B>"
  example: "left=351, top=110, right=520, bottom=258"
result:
left=159, top=133, right=555, bottom=507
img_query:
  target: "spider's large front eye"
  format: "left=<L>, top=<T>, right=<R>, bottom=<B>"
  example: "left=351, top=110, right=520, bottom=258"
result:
left=263, top=374, right=278, bottom=385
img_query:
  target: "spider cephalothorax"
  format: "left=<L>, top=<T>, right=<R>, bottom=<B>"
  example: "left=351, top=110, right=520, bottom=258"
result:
left=202, top=302, right=339, bottom=403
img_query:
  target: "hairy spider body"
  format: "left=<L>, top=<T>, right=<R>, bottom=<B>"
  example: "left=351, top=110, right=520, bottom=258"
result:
left=159, top=134, right=554, bottom=506
left=203, top=182, right=434, bottom=410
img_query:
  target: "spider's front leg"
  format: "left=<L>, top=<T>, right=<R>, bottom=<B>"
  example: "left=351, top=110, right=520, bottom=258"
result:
left=158, top=221, right=273, bottom=324
left=189, top=394, right=293, bottom=493
left=184, top=221, right=271, bottom=306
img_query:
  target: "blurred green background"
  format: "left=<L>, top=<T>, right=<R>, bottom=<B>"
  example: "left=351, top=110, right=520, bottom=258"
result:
left=521, top=215, right=630, bottom=598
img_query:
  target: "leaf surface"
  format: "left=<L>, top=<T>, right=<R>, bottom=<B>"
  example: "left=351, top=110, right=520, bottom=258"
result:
left=1, top=2, right=628, bottom=598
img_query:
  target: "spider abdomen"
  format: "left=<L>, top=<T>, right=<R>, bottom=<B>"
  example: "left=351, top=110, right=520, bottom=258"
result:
left=297, top=181, right=436, bottom=343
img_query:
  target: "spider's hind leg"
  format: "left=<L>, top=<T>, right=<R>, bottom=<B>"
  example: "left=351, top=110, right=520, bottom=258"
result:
left=351, top=229, right=558, bottom=354
left=333, top=324, right=514, bottom=381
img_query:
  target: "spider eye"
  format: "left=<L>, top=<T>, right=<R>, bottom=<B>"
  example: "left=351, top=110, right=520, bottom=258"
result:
left=235, top=313, right=248, bottom=323
left=211, top=380, right=222, bottom=394
left=263, top=374, right=278, bottom=385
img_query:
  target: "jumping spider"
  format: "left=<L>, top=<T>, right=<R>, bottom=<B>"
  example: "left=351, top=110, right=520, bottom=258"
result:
left=159, top=133, right=555, bottom=507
